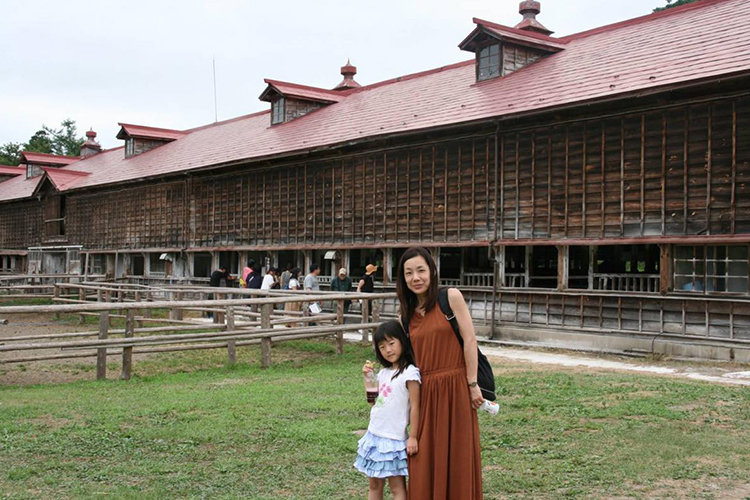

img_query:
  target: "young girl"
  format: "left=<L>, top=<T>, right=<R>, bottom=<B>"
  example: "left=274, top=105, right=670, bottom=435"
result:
left=355, top=320, right=421, bottom=500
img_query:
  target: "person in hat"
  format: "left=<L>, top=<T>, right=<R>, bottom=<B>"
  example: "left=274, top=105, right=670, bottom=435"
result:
left=330, top=267, right=353, bottom=312
left=357, top=264, right=378, bottom=321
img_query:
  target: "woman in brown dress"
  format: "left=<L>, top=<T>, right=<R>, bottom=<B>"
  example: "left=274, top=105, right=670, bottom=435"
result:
left=397, top=247, right=484, bottom=500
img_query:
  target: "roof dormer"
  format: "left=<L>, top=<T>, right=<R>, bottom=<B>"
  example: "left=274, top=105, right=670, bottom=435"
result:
left=116, top=123, right=186, bottom=159
left=259, top=79, right=345, bottom=125
left=19, top=152, right=80, bottom=179
left=459, top=2, right=564, bottom=82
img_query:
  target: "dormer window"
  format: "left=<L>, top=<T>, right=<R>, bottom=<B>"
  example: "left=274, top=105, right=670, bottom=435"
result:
left=477, top=44, right=501, bottom=81
left=272, top=98, right=285, bottom=125
left=19, top=152, right=80, bottom=179
left=116, top=123, right=186, bottom=159
left=259, top=78, right=345, bottom=125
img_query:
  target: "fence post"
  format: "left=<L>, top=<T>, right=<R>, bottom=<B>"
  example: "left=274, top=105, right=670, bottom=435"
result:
left=226, top=305, right=236, bottom=364
left=170, top=292, right=184, bottom=321
left=335, top=299, right=345, bottom=354
left=361, top=298, right=370, bottom=345
left=134, top=291, right=143, bottom=328
left=372, top=299, right=381, bottom=336
left=104, top=290, right=112, bottom=326
left=261, top=303, right=273, bottom=369
left=78, top=288, right=86, bottom=324
left=144, top=291, right=152, bottom=321
left=52, top=284, right=61, bottom=320
left=96, top=307, right=108, bottom=381
left=121, top=309, right=135, bottom=380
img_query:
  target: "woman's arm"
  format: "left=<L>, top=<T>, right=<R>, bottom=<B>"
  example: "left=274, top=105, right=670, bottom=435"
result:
left=448, top=288, right=484, bottom=410
left=406, top=380, right=420, bottom=455
left=356, top=279, right=365, bottom=292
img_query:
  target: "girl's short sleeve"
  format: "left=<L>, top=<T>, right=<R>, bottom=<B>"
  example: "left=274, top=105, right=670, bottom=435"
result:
left=403, top=365, right=421, bottom=384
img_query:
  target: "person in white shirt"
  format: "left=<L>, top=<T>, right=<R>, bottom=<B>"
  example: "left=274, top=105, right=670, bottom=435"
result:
left=354, top=320, right=421, bottom=500
left=261, top=267, right=278, bottom=290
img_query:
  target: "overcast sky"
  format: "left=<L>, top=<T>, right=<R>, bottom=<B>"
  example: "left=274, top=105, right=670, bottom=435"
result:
left=1, top=0, right=670, bottom=150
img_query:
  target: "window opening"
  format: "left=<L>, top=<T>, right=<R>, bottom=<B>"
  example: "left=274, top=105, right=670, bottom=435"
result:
left=568, top=246, right=590, bottom=289
left=131, top=255, right=144, bottom=276
left=219, top=251, right=240, bottom=276
left=593, top=245, right=660, bottom=292
left=149, top=253, right=166, bottom=275
left=87, top=254, right=105, bottom=275
left=349, top=249, right=383, bottom=282
left=477, top=44, right=501, bottom=81
left=463, top=247, right=494, bottom=287
left=675, top=245, right=749, bottom=294
left=271, top=97, right=286, bottom=125
left=193, top=253, right=213, bottom=278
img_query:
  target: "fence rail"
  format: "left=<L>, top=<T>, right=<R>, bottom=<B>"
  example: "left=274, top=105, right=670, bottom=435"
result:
left=0, top=283, right=396, bottom=381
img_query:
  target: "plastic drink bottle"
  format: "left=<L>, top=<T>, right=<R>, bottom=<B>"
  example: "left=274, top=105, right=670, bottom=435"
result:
left=363, top=361, right=378, bottom=404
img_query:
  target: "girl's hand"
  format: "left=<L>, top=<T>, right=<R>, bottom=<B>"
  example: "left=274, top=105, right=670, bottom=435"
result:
left=470, top=385, right=484, bottom=410
left=406, top=437, right=418, bottom=456
left=362, top=361, right=374, bottom=374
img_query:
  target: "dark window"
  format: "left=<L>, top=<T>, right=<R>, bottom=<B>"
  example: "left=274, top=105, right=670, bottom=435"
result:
left=44, top=195, right=65, bottom=238
left=87, top=254, right=106, bottom=275
left=271, top=97, right=285, bottom=125
left=675, top=245, right=749, bottom=294
left=131, top=254, right=144, bottom=276
left=149, top=253, right=166, bottom=275
left=193, top=252, right=213, bottom=278
left=477, top=44, right=501, bottom=81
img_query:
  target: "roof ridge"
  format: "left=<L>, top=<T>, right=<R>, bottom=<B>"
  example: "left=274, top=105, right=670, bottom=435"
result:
left=185, top=109, right=271, bottom=133
left=560, top=0, right=728, bottom=41
left=350, top=59, right=475, bottom=94
left=118, top=122, right=187, bottom=134
left=21, top=151, right=80, bottom=160
left=263, top=78, right=343, bottom=95
left=472, top=17, right=566, bottom=43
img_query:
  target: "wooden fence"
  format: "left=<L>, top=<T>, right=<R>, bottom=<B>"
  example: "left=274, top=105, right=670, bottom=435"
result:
left=0, top=283, right=396, bottom=381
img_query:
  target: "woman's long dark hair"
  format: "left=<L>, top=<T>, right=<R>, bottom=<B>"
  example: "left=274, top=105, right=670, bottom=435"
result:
left=373, top=320, right=416, bottom=380
left=397, top=247, right=439, bottom=324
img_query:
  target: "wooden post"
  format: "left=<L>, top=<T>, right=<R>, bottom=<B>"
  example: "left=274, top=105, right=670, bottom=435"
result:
left=261, top=303, right=272, bottom=369
left=361, top=299, right=370, bottom=345
left=215, top=293, right=224, bottom=324
left=53, top=285, right=60, bottom=320
left=105, top=290, right=112, bottom=327
left=135, top=291, right=143, bottom=328
left=170, top=291, right=184, bottom=321
left=226, top=305, right=236, bottom=364
left=557, top=246, right=568, bottom=291
left=78, top=287, right=86, bottom=324
left=143, top=291, right=152, bottom=321
left=121, top=309, right=135, bottom=380
left=336, top=299, right=345, bottom=354
left=371, top=299, right=381, bottom=337
left=96, top=308, right=108, bottom=380
left=589, top=246, right=596, bottom=290
left=660, top=244, right=672, bottom=295
left=524, top=246, right=532, bottom=287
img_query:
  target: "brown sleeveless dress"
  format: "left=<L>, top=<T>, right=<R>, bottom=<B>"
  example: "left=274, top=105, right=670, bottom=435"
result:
left=407, top=305, right=483, bottom=500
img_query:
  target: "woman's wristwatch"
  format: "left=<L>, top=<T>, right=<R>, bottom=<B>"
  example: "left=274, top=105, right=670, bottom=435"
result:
left=468, top=381, right=478, bottom=388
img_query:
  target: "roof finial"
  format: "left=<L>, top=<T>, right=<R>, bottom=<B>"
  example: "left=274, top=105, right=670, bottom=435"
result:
left=515, top=1, right=553, bottom=36
left=333, top=59, right=361, bottom=91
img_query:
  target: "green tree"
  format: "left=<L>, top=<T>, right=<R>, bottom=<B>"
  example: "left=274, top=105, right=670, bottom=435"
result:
left=654, top=0, right=699, bottom=12
left=0, top=119, right=84, bottom=164
left=0, top=142, right=22, bottom=166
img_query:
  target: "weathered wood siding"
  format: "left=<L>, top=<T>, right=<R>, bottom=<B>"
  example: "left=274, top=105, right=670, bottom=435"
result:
left=1, top=96, right=748, bottom=251
left=0, top=200, right=42, bottom=248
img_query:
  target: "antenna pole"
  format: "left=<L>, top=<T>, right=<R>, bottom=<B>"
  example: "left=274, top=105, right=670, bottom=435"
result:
left=213, top=57, right=218, bottom=123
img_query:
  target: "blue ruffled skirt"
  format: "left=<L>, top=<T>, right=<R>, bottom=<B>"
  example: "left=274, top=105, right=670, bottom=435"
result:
left=353, top=431, right=408, bottom=478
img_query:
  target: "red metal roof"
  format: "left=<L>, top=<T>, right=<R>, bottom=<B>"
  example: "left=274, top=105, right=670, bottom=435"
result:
left=116, top=123, right=187, bottom=141
left=0, top=0, right=748, bottom=202
left=259, top=79, right=347, bottom=103
left=0, top=166, right=24, bottom=176
left=20, top=152, right=80, bottom=166
left=460, top=18, right=567, bottom=52
left=43, top=168, right=91, bottom=192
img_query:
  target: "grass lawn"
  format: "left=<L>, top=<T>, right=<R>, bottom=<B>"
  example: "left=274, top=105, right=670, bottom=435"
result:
left=1, top=340, right=749, bottom=499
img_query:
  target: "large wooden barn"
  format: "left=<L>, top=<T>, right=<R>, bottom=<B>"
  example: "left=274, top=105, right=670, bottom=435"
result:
left=1, top=0, right=749, bottom=359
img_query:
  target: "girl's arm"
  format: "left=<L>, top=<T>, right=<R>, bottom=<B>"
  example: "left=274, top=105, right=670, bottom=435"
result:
left=448, top=288, right=484, bottom=410
left=406, top=380, right=420, bottom=455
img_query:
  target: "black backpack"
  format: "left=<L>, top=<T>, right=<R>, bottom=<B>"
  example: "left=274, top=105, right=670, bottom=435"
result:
left=403, top=288, right=497, bottom=402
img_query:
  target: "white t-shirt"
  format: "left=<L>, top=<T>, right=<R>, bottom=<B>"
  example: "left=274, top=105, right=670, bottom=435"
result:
left=368, top=364, right=421, bottom=441
left=288, top=278, right=300, bottom=290
left=261, top=274, right=275, bottom=290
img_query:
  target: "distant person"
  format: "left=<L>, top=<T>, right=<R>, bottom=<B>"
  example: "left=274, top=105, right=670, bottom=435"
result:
left=357, top=264, right=378, bottom=321
left=247, top=259, right=262, bottom=288
left=208, top=266, right=232, bottom=319
left=284, top=267, right=302, bottom=327
left=247, top=262, right=263, bottom=290
left=330, top=267, right=353, bottom=312
left=305, top=264, right=322, bottom=318
left=280, top=263, right=293, bottom=290
left=261, top=267, right=279, bottom=290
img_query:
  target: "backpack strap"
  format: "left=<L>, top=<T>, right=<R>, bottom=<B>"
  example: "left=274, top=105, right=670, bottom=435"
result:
left=438, top=288, right=464, bottom=349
